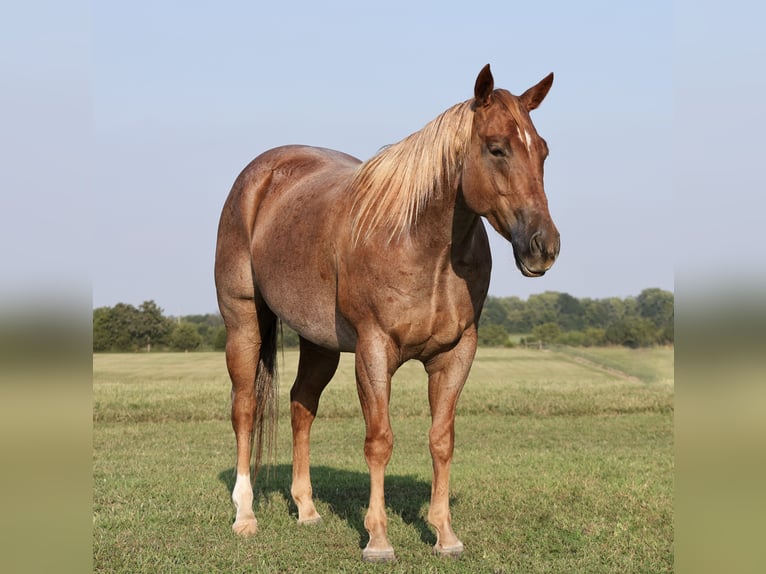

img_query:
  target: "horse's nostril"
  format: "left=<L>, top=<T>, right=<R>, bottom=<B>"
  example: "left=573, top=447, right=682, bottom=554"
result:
left=530, top=231, right=544, bottom=256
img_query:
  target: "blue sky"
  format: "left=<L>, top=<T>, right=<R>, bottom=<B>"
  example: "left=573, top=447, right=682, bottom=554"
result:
left=2, top=1, right=763, bottom=316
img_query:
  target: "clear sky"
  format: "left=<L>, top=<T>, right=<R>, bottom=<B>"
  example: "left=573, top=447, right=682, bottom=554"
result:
left=2, top=1, right=762, bottom=316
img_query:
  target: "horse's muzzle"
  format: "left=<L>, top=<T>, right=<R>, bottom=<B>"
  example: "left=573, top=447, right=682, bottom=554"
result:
left=514, top=226, right=560, bottom=277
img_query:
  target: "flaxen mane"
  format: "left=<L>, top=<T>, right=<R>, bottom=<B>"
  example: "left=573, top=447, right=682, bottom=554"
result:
left=349, top=100, right=475, bottom=244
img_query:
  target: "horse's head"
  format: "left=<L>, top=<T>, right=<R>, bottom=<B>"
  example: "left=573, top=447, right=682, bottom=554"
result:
left=462, top=65, right=560, bottom=277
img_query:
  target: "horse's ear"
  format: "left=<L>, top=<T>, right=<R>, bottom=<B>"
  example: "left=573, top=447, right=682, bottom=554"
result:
left=474, top=64, right=494, bottom=107
left=520, top=73, right=554, bottom=111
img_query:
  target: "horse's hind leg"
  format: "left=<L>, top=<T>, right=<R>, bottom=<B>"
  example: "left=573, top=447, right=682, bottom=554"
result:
left=290, top=338, right=339, bottom=524
left=220, top=296, right=274, bottom=537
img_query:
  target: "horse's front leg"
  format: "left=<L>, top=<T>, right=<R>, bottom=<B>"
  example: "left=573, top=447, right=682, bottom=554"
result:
left=423, top=329, right=477, bottom=557
left=354, top=335, right=398, bottom=563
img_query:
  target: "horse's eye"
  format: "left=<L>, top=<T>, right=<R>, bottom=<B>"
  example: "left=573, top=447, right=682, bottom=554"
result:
left=489, top=145, right=507, bottom=158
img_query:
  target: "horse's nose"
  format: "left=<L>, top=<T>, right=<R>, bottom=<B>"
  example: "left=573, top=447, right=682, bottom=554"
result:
left=529, top=228, right=560, bottom=260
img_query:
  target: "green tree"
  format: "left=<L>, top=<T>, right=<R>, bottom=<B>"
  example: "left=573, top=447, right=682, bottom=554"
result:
left=556, top=293, right=585, bottom=331
left=92, top=303, right=141, bottom=351
left=480, top=297, right=511, bottom=331
left=478, top=324, right=509, bottom=346
left=92, top=306, right=114, bottom=352
left=92, top=300, right=174, bottom=352
left=523, top=292, right=560, bottom=331
left=604, top=316, right=656, bottom=348
left=637, top=288, right=674, bottom=345
left=658, top=321, right=674, bottom=345
left=636, top=288, right=673, bottom=326
left=532, top=322, right=561, bottom=346
left=504, top=296, right=528, bottom=332
left=169, top=322, right=202, bottom=351
left=581, top=327, right=606, bottom=347
left=136, top=300, right=173, bottom=351
left=179, top=313, right=227, bottom=349
left=586, top=297, right=628, bottom=329
left=556, top=330, right=584, bottom=346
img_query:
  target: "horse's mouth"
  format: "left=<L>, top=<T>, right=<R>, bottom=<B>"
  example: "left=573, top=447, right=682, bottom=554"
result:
left=515, top=256, right=547, bottom=278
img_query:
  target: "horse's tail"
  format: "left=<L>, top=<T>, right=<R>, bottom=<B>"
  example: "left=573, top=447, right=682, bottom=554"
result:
left=253, top=316, right=279, bottom=477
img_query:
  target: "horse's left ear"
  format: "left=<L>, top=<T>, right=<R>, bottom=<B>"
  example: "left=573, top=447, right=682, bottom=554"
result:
left=474, top=64, right=494, bottom=107
left=520, top=73, right=554, bottom=111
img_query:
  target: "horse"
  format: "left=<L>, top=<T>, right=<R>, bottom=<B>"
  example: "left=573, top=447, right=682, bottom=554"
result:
left=214, top=64, right=560, bottom=562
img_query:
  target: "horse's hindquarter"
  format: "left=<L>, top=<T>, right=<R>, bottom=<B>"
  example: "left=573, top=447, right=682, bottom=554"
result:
left=246, top=146, right=361, bottom=350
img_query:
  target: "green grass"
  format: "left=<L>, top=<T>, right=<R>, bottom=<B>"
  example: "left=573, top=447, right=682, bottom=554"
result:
left=94, top=348, right=673, bottom=573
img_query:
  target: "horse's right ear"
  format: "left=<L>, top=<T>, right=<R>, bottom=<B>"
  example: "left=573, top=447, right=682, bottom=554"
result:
left=474, top=64, right=494, bottom=107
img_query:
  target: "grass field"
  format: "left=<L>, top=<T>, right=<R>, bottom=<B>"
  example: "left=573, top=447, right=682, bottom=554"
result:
left=93, top=347, right=673, bottom=573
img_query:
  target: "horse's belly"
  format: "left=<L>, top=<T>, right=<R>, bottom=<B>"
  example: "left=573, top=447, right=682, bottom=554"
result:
left=281, top=302, right=357, bottom=353
left=251, top=225, right=356, bottom=353
left=253, top=265, right=355, bottom=352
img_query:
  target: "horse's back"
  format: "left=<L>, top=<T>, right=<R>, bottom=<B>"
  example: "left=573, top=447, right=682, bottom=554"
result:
left=246, top=145, right=360, bottom=183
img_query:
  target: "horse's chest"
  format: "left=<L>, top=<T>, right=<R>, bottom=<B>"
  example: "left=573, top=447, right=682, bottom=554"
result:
left=338, top=238, right=489, bottom=357
left=406, top=319, right=466, bottom=359
left=373, top=287, right=476, bottom=357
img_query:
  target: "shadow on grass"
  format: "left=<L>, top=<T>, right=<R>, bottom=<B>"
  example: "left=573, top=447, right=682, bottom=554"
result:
left=218, top=465, right=440, bottom=549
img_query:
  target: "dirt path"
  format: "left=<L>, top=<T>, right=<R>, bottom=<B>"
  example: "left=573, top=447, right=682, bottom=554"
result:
left=564, top=354, right=642, bottom=382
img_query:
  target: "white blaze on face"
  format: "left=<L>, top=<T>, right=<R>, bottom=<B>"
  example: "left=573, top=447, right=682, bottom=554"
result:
left=516, top=125, right=533, bottom=154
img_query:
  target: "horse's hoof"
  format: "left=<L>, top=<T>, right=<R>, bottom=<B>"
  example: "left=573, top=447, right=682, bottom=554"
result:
left=362, top=547, right=396, bottom=563
left=232, top=518, right=258, bottom=536
left=297, top=515, right=323, bottom=526
left=433, top=541, right=464, bottom=558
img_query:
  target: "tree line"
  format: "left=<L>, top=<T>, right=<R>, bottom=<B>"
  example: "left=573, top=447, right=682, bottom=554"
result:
left=478, top=287, right=673, bottom=348
left=92, top=288, right=673, bottom=352
left=93, top=301, right=226, bottom=352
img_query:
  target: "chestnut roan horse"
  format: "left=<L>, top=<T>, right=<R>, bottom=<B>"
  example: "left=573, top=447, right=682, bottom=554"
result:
left=215, top=65, right=559, bottom=562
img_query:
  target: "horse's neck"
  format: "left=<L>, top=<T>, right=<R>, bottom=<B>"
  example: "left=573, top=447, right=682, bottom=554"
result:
left=409, top=184, right=480, bottom=252
left=450, top=189, right=483, bottom=247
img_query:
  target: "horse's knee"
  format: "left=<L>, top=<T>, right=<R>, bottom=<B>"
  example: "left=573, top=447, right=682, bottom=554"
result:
left=429, top=426, right=454, bottom=462
left=364, top=428, right=394, bottom=464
